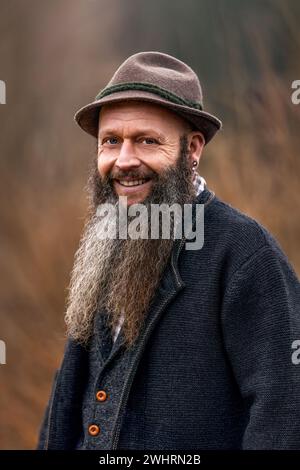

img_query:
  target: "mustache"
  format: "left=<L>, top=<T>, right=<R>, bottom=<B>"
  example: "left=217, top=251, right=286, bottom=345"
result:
left=107, top=168, right=158, bottom=182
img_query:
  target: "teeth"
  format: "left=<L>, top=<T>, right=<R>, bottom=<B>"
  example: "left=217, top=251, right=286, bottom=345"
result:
left=118, top=179, right=147, bottom=187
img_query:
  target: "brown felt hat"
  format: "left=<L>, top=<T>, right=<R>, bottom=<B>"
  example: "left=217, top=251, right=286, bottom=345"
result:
left=74, top=51, right=222, bottom=144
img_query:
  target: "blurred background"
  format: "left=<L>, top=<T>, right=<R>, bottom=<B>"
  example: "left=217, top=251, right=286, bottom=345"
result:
left=0, top=0, right=299, bottom=449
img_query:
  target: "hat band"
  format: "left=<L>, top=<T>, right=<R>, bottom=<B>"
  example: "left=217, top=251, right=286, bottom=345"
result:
left=95, top=82, right=203, bottom=110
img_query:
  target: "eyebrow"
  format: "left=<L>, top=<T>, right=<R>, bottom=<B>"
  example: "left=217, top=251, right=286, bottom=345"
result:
left=98, top=128, right=165, bottom=141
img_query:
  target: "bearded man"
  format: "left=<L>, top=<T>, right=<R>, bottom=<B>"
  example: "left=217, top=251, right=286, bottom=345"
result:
left=37, top=51, right=300, bottom=450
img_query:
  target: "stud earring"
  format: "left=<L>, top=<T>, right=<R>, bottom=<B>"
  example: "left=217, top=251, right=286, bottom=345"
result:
left=192, top=161, right=198, bottom=171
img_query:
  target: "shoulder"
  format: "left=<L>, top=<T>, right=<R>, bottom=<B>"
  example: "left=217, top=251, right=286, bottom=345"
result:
left=202, top=190, right=296, bottom=277
left=210, top=195, right=270, bottom=238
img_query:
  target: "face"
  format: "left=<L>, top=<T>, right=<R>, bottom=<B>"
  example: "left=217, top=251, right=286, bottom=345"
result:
left=65, top=101, right=205, bottom=349
left=97, top=101, right=201, bottom=205
left=65, top=135, right=197, bottom=349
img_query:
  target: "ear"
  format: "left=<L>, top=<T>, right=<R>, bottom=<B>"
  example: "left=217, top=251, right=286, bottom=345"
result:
left=187, top=132, right=205, bottom=168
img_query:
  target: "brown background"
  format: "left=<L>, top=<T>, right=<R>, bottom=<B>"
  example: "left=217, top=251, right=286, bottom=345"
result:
left=0, top=0, right=299, bottom=449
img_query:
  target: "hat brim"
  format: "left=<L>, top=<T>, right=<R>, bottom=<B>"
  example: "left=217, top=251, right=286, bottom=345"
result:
left=74, top=89, right=222, bottom=145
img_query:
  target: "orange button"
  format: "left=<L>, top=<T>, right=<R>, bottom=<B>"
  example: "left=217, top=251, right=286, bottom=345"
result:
left=88, top=424, right=100, bottom=436
left=96, top=390, right=107, bottom=402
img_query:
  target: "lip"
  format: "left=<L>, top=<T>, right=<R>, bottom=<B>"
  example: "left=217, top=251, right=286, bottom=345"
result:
left=113, top=179, right=153, bottom=195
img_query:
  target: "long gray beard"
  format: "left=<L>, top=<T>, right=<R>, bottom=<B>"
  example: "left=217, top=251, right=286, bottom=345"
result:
left=65, top=135, right=196, bottom=349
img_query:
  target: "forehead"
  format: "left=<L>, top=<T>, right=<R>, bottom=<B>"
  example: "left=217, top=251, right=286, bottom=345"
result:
left=98, top=101, right=189, bottom=136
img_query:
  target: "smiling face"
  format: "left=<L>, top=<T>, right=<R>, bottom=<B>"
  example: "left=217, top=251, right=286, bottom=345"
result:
left=97, top=101, right=204, bottom=205
left=65, top=101, right=205, bottom=348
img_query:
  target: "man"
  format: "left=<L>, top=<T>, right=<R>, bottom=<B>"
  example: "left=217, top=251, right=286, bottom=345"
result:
left=37, top=51, right=300, bottom=450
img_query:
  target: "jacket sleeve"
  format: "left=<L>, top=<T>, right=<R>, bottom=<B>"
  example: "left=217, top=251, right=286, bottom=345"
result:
left=221, top=239, right=300, bottom=449
left=36, top=369, right=60, bottom=450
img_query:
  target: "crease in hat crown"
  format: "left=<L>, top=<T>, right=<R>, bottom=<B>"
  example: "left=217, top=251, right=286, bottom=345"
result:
left=74, top=51, right=222, bottom=144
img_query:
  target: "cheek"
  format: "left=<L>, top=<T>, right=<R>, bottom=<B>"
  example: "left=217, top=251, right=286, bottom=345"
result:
left=142, top=148, right=178, bottom=172
left=141, top=155, right=167, bottom=174
left=97, top=154, right=114, bottom=177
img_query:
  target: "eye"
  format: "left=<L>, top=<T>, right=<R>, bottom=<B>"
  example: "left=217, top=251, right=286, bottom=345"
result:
left=103, top=136, right=119, bottom=145
left=141, top=137, right=159, bottom=145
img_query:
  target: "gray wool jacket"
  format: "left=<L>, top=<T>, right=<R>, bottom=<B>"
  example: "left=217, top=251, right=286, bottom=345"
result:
left=37, top=186, right=300, bottom=450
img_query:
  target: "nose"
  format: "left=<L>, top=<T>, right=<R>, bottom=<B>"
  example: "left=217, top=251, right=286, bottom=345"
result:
left=115, top=139, right=141, bottom=170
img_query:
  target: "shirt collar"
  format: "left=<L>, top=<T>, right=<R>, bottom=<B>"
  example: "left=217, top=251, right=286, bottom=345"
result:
left=193, top=172, right=207, bottom=196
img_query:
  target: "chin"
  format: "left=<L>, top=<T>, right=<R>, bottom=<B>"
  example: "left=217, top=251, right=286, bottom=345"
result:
left=125, top=195, right=148, bottom=206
